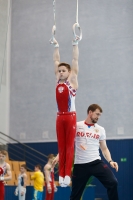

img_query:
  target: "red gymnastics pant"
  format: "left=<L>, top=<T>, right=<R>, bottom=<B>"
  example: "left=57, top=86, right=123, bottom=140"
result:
left=0, top=182, right=4, bottom=200
left=56, top=111, right=76, bottom=177
left=45, top=181, right=54, bottom=200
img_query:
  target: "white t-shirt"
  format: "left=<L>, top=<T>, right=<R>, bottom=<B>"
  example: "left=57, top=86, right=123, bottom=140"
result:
left=74, top=121, right=106, bottom=164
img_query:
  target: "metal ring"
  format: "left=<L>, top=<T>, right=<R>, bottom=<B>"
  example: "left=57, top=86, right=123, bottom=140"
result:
left=72, top=23, right=82, bottom=42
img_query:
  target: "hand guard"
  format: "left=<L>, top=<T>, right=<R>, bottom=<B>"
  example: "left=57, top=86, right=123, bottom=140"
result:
left=54, top=185, right=58, bottom=192
left=0, top=176, right=4, bottom=181
left=47, top=183, right=52, bottom=194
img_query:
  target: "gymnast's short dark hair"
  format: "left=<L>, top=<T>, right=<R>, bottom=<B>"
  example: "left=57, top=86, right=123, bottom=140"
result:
left=58, top=63, right=71, bottom=71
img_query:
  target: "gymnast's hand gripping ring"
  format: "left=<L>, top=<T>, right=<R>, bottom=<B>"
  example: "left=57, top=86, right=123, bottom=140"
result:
left=72, top=23, right=82, bottom=45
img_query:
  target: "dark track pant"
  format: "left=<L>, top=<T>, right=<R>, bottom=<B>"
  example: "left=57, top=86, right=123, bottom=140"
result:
left=70, top=159, right=119, bottom=200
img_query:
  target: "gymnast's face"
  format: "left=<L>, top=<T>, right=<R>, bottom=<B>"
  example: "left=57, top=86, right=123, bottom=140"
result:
left=89, top=109, right=101, bottom=124
left=20, top=167, right=25, bottom=173
left=0, top=153, right=6, bottom=162
left=49, top=157, right=55, bottom=164
left=58, top=66, right=70, bottom=80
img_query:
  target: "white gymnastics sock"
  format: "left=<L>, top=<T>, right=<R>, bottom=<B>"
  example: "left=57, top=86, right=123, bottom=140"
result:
left=64, top=175, right=71, bottom=186
left=59, top=176, right=64, bottom=185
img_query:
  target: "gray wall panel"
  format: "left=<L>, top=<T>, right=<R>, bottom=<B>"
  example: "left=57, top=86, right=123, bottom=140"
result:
left=10, top=0, right=133, bottom=142
left=0, top=0, right=9, bottom=135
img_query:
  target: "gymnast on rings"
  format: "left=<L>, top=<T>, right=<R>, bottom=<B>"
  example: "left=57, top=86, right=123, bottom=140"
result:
left=51, top=32, right=80, bottom=187
left=50, top=0, right=82, bottom=187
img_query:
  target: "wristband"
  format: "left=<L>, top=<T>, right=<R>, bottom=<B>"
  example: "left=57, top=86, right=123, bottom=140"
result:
left=72, top=40, right=79, bottom=46
left=0, top=177, right=4, bottom=181
left=54, top=43, right=59, bottom=48
left=109, top=160, right=114, bottom=164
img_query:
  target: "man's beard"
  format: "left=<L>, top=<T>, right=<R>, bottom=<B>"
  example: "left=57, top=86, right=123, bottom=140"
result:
left=91, top=118, right=98, bottom=124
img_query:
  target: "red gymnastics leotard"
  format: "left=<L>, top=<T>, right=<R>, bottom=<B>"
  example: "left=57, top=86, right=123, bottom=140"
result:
left=56, top=80, right=77, bottom=178
left=0, top=163, right=7, bottom=200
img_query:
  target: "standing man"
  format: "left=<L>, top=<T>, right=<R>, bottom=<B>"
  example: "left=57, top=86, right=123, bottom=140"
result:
left=31, top=164, right=44, bottom=200
left=52, top=24, right=81, bottom=187
left=53, top=104, right=119, bottom=200
left=0, top=150, right=12, bottom=200
left=70, top=104, right=119, bottom=200
left=15, top=164, right=27, bottom=200
left=44, top=154, right=57, bottom=200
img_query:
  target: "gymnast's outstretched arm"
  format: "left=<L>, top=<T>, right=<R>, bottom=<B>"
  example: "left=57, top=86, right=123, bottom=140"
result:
left=72, top=45, right=79, bottom=76
left=53, top=39, right=60, bottom=79
left=69, top=43, right=79, bottom=90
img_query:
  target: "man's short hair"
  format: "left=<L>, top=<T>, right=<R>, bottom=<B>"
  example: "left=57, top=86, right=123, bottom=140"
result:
left=58, top=63, right=71, bottom=71
left=87, top=104, right=103, bottom=114
left=35, top=164, right=42, bottom=170
left=47, top=154, right=54, bottom=161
